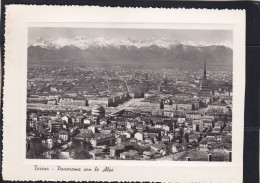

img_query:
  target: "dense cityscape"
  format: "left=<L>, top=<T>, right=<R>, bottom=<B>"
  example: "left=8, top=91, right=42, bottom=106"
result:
left=26, top=62, right=233, bottom=161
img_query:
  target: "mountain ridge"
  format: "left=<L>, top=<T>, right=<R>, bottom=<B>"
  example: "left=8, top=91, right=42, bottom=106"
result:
left=28, top=43, right=233, bottom=67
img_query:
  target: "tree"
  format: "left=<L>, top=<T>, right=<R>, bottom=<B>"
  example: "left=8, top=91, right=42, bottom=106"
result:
left=199, top=100, right=207, bottom=108
left=220, top=99, right=226, bottom=104
left=51, top=150, right=60, bottom=159
left=184, top=133, right=189, bottom=143
left=179, top=128, right=184, bottom=144
left=72, top=139, right=93, bottom=151
left=26, top=138, right=44, bottom=159
left=190, top=140, right=199, bottom=150
left=224, top=115, right=228, bottom=123
left=160, top=100, right=164, bottom=109
left=73, top=149, right=92, bottom=159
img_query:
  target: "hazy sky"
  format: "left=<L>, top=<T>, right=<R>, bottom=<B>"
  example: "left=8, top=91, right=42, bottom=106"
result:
left=28, top=27, right=232, bottom=44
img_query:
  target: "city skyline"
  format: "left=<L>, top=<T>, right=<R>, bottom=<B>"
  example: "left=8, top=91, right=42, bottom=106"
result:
left=26, top=27, right=233, bottom=161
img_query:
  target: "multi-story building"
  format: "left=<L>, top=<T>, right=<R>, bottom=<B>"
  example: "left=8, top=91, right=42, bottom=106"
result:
left=88, top=97, right=113, bottom=107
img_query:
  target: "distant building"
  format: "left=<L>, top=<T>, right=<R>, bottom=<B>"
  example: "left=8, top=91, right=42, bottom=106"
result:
left=90, top=134, right=116, bottom=147
left=172, top=143, right=184, bottom=153
left=207, top=104, right=229, bottom=113
left=129, top=92, right=144, bottom=99
left=62, top=116, right=71, bottom=124
left=110, top=145, right=125, bottom=157
left=203, top=119, right=214, bottom=128
left=134, top=132, right=144, bottom=141
left=120, top=150, right=140, bottom=160
left=59, top=96, right=87, bottom=106
left=51, top=122, right=63, bottom=132
left=186, top=112, right=202, bottom=120
left=162, top=136, right=170, bottom=142
left=150, top=143, right=167, bottom=155
left=73, top=97, right=87, bottom=106
left=92, top=105, right=105, bottom=124
left=75, top=129, right=93, bottom=141
left=47, top=99, right=57, bottom=105
left=89, top=149, right=105, bottom=159
left=141, top=151, right=153, bottom=160
left=172, top=103, right=192, bottom=111
left=83, top=118, right=91, bottom=125
left=88, top=97, right=113, bottom=107
left=59, top=130, right=69, bottom=142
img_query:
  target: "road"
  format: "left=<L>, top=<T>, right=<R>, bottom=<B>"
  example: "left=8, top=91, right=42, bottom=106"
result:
left=115, top=98, right=144, bottom=109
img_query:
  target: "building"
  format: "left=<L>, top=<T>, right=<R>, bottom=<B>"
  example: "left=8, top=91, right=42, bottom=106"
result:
left=150, top=143, right=167, bottom=155
left=172, top=143, right=184, bottom=153
left=59, top=97, right=73, bottom=105
left=141, top=151, right=153, bottom=160
left=186, top=112, right=202, bottom=120
left=75, top=130, right=94, bottom=141
left=62, top=116, right=71, bottom=124
left=120, top=150, right=140, bottom=160
left=207, top=104, right=229, bottom=113
left=72, top=97, right=87, bottom=106
left=90, top=134, right=116, bottom=147
left=110, top=145, right=125, bottom=157
left=172, top=103, right=193, bottom=111
left=134, top=132, right=144, bottom=141
left=51, top=122, right=63, bottom=132
left=88, top=97, right=113, bottom=107
left=162, top=136, right=170, bottom=142
left=59, top=96, right=87, bottom=106
left=83, top=118, right=91, bottom=125
left=47, top=99, right=57, bottom=105
left=199, top=61, right=212, bottom=97
left=89, top=149, right=106, bottom=159
left=129, top=92, right=144, bottom=99
left=59, top=130, right=69, bottom=142
left=92, top=105, right=105, bottom=124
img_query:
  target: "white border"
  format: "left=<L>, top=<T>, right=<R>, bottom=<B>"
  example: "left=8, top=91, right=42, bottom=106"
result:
left=3, top=5, right=245, bottom=182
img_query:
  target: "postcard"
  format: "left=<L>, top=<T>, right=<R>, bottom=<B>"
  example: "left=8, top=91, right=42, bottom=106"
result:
left=3, top=5, right=245, bottom=182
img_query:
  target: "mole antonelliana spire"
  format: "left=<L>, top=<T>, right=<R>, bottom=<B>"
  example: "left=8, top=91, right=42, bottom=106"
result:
left=204, top=59, right=207, bottom=79
left=199, top=58, right=212, bottom=97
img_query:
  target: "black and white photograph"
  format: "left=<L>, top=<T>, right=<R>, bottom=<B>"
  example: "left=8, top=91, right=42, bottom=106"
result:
left=26, top=27, right=233, bottom=161
left=3, top=5, right=245, bottom=182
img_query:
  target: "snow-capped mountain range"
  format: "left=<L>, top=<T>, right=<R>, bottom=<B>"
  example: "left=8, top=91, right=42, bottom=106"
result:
left=28, top=36, right=232, bottom=50
left=28, top=37, right=233, bottom=66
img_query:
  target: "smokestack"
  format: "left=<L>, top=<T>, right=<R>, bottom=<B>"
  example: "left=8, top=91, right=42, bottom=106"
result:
left=186, top=157, right=191, bottom=161
left=228, top=151, right=232, bottom=162
left=208, top=154, right=212, bottom=162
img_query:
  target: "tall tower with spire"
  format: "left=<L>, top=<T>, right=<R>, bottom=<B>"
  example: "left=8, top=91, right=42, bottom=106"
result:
left=203, top=59, right=207, bottom=79
left=199, top=59, right=212, bottom=96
